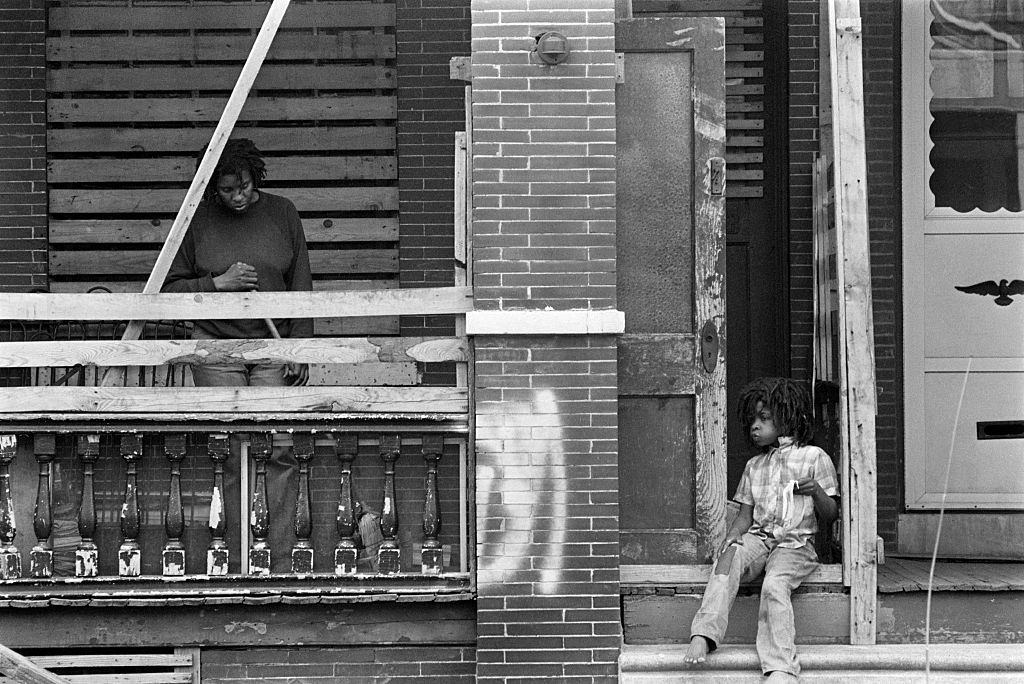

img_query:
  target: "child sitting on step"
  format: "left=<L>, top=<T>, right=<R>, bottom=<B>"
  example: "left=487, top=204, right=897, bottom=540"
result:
left=683, top=377, right=839, bottom=682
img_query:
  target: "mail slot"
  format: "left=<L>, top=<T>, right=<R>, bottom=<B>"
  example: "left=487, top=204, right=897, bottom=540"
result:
left=977, top=420, right=1024, bottom=440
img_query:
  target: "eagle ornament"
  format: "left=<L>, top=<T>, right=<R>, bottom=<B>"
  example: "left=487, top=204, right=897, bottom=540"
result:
left=954, top=279, right=1024, bottom=306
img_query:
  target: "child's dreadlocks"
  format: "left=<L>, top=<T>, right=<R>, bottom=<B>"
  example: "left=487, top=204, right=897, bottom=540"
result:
left=737, top=377, right=814, bottom=448
left=199, top=138, right=268, bottom=200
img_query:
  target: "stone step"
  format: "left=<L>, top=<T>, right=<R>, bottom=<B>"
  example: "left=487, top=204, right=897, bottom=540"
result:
left=620, top=644, right=1024, bottom=683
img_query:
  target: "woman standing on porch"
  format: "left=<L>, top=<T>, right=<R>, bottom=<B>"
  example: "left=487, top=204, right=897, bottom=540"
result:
left=162, top=138, right=313, bottom=572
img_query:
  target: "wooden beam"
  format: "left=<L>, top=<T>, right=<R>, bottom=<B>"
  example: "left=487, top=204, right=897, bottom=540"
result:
left=1, top=287, right=473, bottom=321
left=0, top=337, right=469, bottom=368
left=48, top=249, right=398, bottom=276
left=0, top=387, right=468, bottom=415
left=620, top=563, right=843, bottom=585
left=828, top=0, right=878, bottom=646
left=49, top=187, right=399, bottom=214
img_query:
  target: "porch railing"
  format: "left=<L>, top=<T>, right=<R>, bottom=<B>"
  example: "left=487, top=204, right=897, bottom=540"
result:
left=0, top=287, right=473, bottom=586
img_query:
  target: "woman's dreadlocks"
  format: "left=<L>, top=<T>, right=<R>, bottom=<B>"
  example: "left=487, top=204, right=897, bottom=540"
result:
left=737, top=377, right=814, bottom=448
left=199, top=138, right=268, bottom=200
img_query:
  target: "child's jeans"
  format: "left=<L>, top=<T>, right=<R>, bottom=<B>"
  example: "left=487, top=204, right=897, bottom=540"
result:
left=689, top=532, right=818, bottom=675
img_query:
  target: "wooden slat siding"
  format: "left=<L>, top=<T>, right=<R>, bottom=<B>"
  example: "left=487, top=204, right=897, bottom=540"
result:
left=0, top=386, right=468, bottom=414
left=48, top=65, right=394, bottom=93
left=49, top=218, right=399, bottom=244
left=49, top=156, right=397, bottom=184
left=49, top=97, right=396, bottom=123
left=635, top=1, right=765, bottom=198
left=49, top=188, right=400, bottom=213
left=48, top=127, right=395, bottom=154
left=47, top=279, right=399, bottom=293
left=49, top=250, right=399, bottom=276
left=47, top=0, right=399, bottom=317
left=48, top=2, right=395, bottom=30
left=47, top=34, right=396, bottom=62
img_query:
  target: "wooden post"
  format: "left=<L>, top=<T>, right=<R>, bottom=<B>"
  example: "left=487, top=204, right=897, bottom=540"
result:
left=334, top=433, right=359, bottom=575
left=0, top=643, right=67, bottom=684
left=291, top=432, right=315, bottom=574
left=206, top=433, right=230, bottom=575
left=377, top=434, right=401, bottom=574
left=106, top=0, right=294, bottom=382
left=162, top=433, right=187, bottom=576
left=30, top=434, right=56, bottom=578
left=75, top=434, right=100, bottom=578
left=828, top=0, right=878, bottom=645
left=0, top=435, right=21, bottom=580
left=421, top=434, right=443, bottom=575
left=118, top=434, right=143, bottom=577
left=248, top=432, right=272, bottom=575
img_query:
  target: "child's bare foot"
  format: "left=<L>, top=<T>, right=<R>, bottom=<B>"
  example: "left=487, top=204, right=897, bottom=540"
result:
left=682, top=635, right=711, bottom=665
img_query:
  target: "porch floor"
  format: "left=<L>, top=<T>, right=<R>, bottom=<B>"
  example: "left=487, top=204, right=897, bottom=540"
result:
left=878, top=557, right=1024, bottom=592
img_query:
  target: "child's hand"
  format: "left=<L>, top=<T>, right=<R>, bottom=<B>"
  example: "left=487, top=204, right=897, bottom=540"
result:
left=793, top=477, right=821, bottom=496
left=719, top=536, right=742, bottom=555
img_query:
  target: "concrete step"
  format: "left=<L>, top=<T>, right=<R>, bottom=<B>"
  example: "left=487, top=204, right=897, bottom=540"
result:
left=620, top=644, right=1024, bottom=683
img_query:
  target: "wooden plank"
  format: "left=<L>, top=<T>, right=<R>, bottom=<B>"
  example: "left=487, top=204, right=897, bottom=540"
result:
left=48, top=2, right=395, bottom=30
left=726, top=118, right=764, bottom=130
left=828, top=0, right=878, bottom=645
left=725, top=50, right=765, bottom=62
left=48, top=64, right=394, bottom=92
left=47, top=279, right=397, bottom=294
left=30, top=654, right=190, bottom=669
left=60, top=675, right=190, bottom=684
left=47, top=34, right=396, bottom=62
left=727, top=83, right=765, bottom=95
left=726, top=135, right=763, bottom=147
left=1, top=287, right=474, bottom=321
left=48, top=96, right=396, bottom=124
left=725, top=185, right=763, bottom=198
left=49, top=218, right=399, bottom=244
left=0, top=644, right=67, bottom=684
left=0, top=337, right=469, bottom=368
left=48, top=249, right=398, bottom=276
left=49, top=187, right=399, bottom=213
left=48, top=156, right=396, bottom=184
left=726, top=152, right=763, bottom=163
left=48, top=126, right=395, bottom=154
left=620, top=563, right=843, bottom=585
left=633, top=0, right=761, bottom=11
left=0, top=386, right=467, bottom=414
left=725, top=66, right=763, bottom=78
left=726, top=169, right=764, bottom=181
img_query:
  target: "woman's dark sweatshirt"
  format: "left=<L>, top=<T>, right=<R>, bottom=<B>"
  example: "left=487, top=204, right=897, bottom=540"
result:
left=161, top=192, right=313, bottom=339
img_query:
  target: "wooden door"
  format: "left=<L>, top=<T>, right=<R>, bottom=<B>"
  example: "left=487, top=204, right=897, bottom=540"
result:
left=616, top=17, right=727, bottom=567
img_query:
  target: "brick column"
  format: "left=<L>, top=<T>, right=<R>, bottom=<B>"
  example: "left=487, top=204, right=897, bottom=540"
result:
left=0, top=0, right=47, bottom=292
left=469, top=1, right=621, bottom=681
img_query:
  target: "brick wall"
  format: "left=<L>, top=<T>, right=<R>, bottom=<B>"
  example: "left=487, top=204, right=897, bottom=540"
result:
left=469, top=1, right=621, bottom=680
left=787, top=0, right=819, bottom=383
left=0, top=0, right=47, bottom=293
left=202, top=645, right=476, bottom=682
left=396, top=0, right=472, bottom=344
left=788, top=1, right=901, bottom=543
left=860, top=0, right=900, bottom=543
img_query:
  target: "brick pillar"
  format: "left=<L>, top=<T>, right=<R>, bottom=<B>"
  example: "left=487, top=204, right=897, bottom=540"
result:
left=469, top=2, right=621, bottom=680
left=0, top=0, right=47, bottom=292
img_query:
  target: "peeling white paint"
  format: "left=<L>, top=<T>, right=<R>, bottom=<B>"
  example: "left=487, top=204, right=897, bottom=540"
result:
left=223, top=621, right=267, bottom=635
left=666, top=27, right=696, bottom=47
left=209, top=487, right=222, bottom=528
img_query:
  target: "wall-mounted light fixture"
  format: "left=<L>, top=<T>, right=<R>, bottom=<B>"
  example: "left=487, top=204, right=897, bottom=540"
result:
left=533, top=31, right=570, bottom=66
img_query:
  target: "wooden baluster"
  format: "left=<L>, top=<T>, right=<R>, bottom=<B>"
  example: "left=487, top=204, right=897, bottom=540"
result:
left=377, top=434, right=401, bottom=574
left=0, top=435, right=21, bottom=579
left=206, top=433, right=230, bottom=575
left=248, top=433, right=271, bottom=575
left=421, top=434, right=444, bottom=575
left=334, top=433, right=359, bottom=575
left=162, top=433, right=187, bottom=576
left=291, top=433, right=315, bottom=574
left=118, top=434, right=142, bottom=577
left=75, top=434, right=100, bottom=577
left=30, top=434, right=56, bottom=578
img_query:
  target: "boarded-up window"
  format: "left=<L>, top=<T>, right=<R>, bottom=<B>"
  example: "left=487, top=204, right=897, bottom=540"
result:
left=46, top=0, right=399, bottom=335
